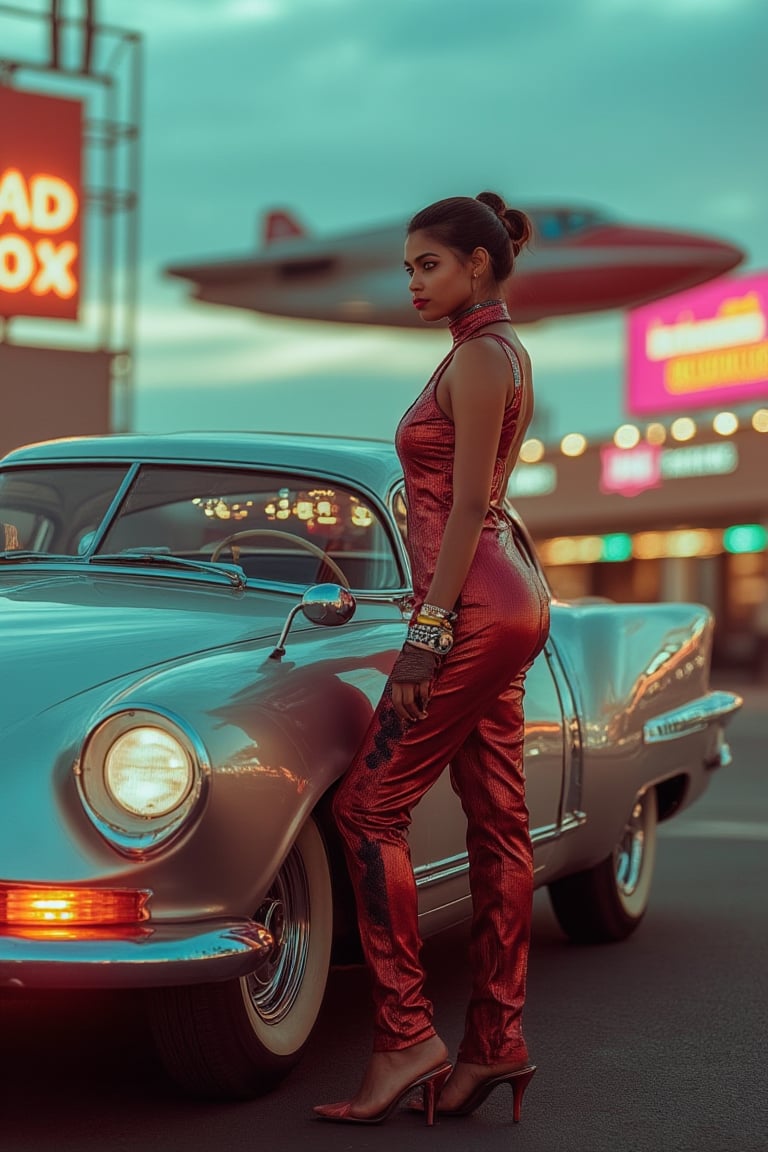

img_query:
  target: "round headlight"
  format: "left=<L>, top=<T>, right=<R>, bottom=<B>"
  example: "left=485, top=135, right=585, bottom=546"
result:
left=105, top=727, right=193, bottom=817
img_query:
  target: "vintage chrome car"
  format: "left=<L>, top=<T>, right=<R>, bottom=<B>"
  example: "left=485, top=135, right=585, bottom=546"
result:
left=0, top=431, right=741, bottom=1098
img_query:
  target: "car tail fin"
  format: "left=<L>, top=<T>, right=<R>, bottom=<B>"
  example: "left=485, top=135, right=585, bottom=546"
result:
left=262, top=209, right=306, bottom=246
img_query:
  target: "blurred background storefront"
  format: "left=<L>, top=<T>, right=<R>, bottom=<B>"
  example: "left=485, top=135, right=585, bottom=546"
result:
left=2, top=3, right=767, bottom=675
left=511, top=270, right=768, bottom=670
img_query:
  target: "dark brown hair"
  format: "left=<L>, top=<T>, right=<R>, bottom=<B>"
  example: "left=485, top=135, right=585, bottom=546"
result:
left=408, top=192, right=532, bottom=281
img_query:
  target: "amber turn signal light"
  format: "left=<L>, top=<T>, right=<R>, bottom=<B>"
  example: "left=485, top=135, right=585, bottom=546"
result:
left=0, top=884, right=151, bottom=926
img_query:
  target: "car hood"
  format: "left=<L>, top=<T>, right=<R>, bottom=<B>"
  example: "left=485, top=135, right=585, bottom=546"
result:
left=0, top=569, right=297, bottom=730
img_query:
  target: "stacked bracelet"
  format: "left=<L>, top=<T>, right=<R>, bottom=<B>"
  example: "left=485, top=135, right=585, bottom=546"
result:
left=420, top=602, right=458, bottom=624
left=407, top=620, right=454, bottom=654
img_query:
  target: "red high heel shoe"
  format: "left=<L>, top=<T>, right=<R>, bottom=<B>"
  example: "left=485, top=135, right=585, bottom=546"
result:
left=313, top=1060, right=452, bottom=1126
left=437, top=1064, right=536, bottom=1121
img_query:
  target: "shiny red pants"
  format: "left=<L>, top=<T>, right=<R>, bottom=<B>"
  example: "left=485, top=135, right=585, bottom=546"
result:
left=333, top=564, right=549, bottom=1063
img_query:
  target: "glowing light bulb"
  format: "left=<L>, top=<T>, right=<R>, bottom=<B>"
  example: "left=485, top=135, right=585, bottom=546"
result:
left=520, top=438, right=544, bottom=463
left=614, top=424, right=640, bottom=449
left=560, top=433, right=587, bottom=457
left=713, top=412, right=738, bottom=436
left=670, top=417, right=696, bottom=442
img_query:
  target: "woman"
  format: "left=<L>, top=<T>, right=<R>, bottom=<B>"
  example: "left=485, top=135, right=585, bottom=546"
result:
left=314, top=192, right=550, bottom=1126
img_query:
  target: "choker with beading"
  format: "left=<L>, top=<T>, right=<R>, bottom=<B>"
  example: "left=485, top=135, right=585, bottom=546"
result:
left=448, top=299, right=510, bottom=344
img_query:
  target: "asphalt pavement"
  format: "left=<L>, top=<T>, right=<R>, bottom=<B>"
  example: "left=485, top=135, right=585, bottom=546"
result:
left=0, top=676, right=765, bottom=1152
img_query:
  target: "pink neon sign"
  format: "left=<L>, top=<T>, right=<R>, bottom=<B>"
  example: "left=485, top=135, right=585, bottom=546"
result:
left=626, top=270, right=768, bottom=415
left=600, top=444, right=661, bottom=497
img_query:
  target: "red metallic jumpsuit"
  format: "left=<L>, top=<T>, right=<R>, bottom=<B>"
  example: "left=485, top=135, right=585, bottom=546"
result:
left=333, top=302, right=550, bottom=1065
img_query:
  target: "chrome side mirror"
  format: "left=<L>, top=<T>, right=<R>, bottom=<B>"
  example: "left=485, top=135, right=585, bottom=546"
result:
left=300, top=583, right=356, bottom=627
left=270, top=584, right=357, bottom=659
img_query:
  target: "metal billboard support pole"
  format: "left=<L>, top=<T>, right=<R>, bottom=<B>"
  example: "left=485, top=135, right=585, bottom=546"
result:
left=0, top=0, right=142, bottom=433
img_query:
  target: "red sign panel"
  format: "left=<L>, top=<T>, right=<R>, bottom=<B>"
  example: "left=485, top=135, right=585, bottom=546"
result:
left=0, top=87, right=83, bottom=320
left=600, top=443, right=662, bottom=497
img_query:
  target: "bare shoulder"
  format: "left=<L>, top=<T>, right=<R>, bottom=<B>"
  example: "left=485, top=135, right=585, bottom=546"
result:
left=447, top=334, right=511, bottom=390
left=445, top=328, right=529, bottom=408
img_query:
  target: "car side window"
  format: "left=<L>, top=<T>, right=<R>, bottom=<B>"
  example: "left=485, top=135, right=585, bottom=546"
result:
left=391, top=484, right=408, bottom=547
left=99, top=466, right=404, bottom=591
left=0, top=466, right=129, bottom=554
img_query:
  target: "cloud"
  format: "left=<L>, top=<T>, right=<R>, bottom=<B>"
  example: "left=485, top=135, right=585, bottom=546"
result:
left=133, top=0, right=767, bottom=264
left=697, top=192, right=763, bottom=231
left=524, top=316, right=624, bottom=372
left=592, top=0, right=758, bottom=14
left=96, top=0, right=768, bottom=447
left=134, top=291, right=443, bottom=388
left=103, top=0, right=283, bottom=35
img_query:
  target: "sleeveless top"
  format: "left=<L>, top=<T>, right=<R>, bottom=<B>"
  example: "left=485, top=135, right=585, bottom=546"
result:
left=394, top=300, right=524, bottom=601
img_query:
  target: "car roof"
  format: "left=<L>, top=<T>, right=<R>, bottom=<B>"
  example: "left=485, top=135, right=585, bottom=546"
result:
left=1, top=431, right=404, bottom=495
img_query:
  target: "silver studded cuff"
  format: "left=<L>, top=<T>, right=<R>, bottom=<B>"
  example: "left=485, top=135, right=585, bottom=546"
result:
left=406, top=621, right=454, bottom=654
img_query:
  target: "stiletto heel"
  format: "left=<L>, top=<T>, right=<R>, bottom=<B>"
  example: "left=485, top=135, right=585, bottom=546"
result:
left=422, top=1062, right=452, bottom=1126
left=416, top=1063, right=536, bottom=1119
left=313, top=1060, right=453, bottom=1125
left=510, top=1065, right=536, bottom=1122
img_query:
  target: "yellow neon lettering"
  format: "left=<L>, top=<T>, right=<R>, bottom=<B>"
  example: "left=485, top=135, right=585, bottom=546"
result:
left=0, top=233, right=35, bottom=290
left=665, top=342, right=768, bottom=392
left=0, top=234, right=79, bottom=298
left=31, top=239, right=77, bottom=298
left=30, top=175, right=78, bottom=232
left=0, top=169, right=32, bottom=229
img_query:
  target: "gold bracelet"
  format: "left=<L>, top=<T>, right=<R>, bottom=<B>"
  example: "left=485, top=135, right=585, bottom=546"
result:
left=416, top=613, right=452, bottom=627
left=421, top=602, right=458, bottom=624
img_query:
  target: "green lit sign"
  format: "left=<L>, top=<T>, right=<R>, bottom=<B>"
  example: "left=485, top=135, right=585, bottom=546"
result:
left=507, top=463, right=557, bottom=498
left=601, top=533, right=633, bottom=562
left=723, top=524, right=767, bottom=554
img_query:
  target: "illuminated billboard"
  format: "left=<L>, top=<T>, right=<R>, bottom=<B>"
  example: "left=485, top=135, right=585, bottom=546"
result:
left=627, top=270, right=768, bottom=415
left=0, top=87, right=83, bottom=320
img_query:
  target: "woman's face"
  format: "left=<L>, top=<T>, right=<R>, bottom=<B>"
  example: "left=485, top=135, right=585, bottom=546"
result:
left=403, top=230, right=475, bottom=323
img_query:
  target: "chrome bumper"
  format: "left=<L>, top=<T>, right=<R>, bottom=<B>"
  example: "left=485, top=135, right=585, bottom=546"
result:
left=0, top=919, right=273, bottom=990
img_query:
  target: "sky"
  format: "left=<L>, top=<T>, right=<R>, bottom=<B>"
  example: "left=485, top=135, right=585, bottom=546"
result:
left=5, top=0, right=768, bottom=443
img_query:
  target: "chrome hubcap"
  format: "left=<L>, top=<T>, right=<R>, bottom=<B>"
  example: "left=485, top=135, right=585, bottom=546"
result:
left=246, top=848, right=310, bottom=1025
left=615, top=796, right=646, bottom=897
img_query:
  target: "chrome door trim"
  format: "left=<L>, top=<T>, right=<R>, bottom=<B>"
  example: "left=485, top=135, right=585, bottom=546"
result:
left=542, top=634, right=583, bottom=818
left=414, top=852, right=468, bottom=889
left=413, top=811, right=587, bottom=891
left=643, top=691, right=743, bottom=744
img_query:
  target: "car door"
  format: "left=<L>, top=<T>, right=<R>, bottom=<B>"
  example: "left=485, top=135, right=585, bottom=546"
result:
left=402, top=504, right=567, bottom=933
left=410, top=639, right=566, bottom=934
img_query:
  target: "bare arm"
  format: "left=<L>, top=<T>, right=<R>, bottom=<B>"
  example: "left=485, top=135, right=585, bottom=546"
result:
left=422, top=338, right=511, bottom=611
left=389, top=339, right=511, bottom=722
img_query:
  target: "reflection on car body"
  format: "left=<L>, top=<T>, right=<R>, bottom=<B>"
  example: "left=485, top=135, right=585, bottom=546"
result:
left=0, top=431, right=741, bottom=1100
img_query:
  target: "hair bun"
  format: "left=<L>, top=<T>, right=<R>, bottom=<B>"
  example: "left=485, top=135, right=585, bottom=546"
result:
left=503, top=208, right=533, bottom=257
left=476, top=192, right=532, bottom=257
left=476, top=191, right=507, bottom=218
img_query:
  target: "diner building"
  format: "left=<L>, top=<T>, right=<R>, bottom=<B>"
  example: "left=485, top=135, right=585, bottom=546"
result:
left=510, top=407, right=768, bottom=671
left=512, top=268, right=768, bottom=672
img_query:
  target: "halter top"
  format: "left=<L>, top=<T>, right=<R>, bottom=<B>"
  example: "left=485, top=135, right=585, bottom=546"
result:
left=394, top=300, right=524, bottom=600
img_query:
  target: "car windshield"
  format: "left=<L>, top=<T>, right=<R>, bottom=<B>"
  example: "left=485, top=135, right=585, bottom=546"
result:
left=0, top=465, right=129, bottom=556
left=1, top=462, right=404, bottom=590
left=97, top=465, right=403, bottom=591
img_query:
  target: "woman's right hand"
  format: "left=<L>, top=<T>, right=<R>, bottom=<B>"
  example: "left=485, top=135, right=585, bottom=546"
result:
left=390, top=644, right=439, bottom=721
